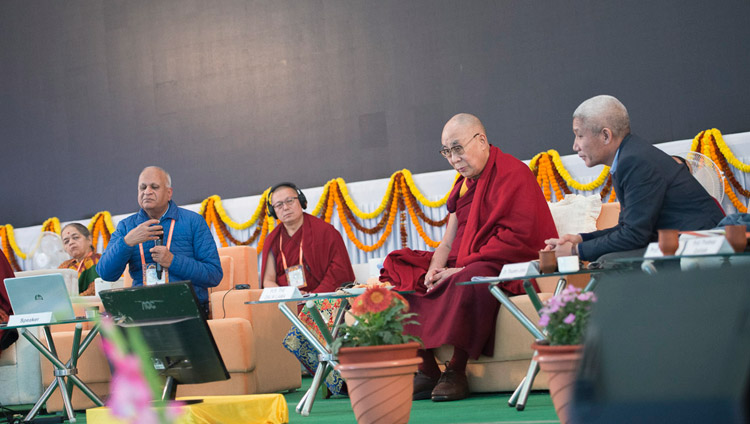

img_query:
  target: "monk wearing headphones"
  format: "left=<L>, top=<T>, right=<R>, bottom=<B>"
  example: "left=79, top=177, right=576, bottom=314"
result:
left=261, top=182, right=355, bottom=293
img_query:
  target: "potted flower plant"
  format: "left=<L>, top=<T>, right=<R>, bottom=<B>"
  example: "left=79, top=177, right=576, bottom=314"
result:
left=532, top=285, right=597, bottom=424
left=332, top=286, right=422, bottom=424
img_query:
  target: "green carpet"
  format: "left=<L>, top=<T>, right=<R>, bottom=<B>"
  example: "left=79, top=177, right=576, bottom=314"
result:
left=0, top=377, right=558, bottom=424
left=285, top=377, right=559, bottom=424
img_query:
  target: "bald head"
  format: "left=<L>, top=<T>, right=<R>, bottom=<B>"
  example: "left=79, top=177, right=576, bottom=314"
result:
left=139, top=166, right=172, bottom=188
left=443, top=113, right=486, bottom=136
left=138, top=166, right=173, bottom=219
left=572, top=95, right=630, bottom=140
left=441, top=113, right=490, bottom=179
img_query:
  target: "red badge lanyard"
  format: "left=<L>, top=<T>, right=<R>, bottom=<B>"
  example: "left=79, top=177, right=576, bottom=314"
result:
left=138, top=219, right=175, bottom=283
left=279, top=233, right=303, bottom=271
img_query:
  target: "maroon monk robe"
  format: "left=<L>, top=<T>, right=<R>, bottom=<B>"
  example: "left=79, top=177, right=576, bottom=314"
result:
left=261, top=213, right=356, bottom=293
left=1, top=253, right=17, bottom=356
left=380, top=145, right=557, bottom=359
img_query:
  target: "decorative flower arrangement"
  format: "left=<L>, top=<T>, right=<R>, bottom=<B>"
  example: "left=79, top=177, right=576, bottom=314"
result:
left=99, top=317, right=183, bottom=424
left=538, top=286, right=597, bottom=346
left=331, top=286, right=421, bottom=353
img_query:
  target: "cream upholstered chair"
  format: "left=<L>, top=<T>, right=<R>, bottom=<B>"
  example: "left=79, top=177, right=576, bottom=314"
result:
left=0, top=327, right=44, bottom=406
left=217, top=246, right=259, bottom=288
left=179, top=289, right=300, bottom=397
left=434, top=201, right=621, bottom=392
left=210, top=255, right=235, bottom=294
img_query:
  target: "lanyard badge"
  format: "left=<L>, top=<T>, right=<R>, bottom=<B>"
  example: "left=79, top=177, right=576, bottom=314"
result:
left=139, top=219, right=175, bottom=285
left=280, top=234, right=307, bottom=289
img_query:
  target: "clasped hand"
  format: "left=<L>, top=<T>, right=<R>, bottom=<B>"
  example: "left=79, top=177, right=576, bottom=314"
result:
left=544, top=234, right=583, bottom=256
left=124, top=219, right=163, bottom=246
left=424, top=267, right=462, bottom=292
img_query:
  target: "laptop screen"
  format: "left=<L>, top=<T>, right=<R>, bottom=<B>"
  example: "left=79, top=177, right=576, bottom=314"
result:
left=5, top=273, right=76, bottom=321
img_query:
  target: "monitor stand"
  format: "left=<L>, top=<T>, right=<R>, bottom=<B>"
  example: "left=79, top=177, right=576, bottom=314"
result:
left=161, top=376, right=204, bottom=405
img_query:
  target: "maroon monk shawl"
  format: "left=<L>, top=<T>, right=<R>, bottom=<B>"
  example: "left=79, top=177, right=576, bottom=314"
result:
left=261, top=213, right=355, bottom=293
left=1, top=253, right=17, bottom=354
left=455, top=145, right=558, bottom=268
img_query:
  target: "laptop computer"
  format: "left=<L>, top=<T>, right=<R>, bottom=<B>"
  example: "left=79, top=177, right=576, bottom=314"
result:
left=5, top=274, right=76, bottom=322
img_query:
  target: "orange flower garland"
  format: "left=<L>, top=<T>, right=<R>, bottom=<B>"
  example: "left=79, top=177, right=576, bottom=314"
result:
left=695, top=131, right=750, bottom=213
left=90, top=214, right=112, bottom=250
left=331, top=178, right=399, bottom=252
left=0, top=226, right=21, bottom=271
left=400, top=174, right=441, bottom=248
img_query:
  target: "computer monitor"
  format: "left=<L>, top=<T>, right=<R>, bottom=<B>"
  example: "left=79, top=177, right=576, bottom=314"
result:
left=100, top=282, right=229, bottom=400
left=572, top=265, right=750, bottom=423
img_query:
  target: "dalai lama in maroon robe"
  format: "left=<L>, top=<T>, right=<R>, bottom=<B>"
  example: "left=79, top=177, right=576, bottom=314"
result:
left=261, top=182, right=355, bottom=293
left=380, top=113, right=558, bottom=402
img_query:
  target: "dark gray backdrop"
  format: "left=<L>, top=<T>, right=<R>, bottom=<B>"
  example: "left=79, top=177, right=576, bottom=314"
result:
left=2, top=0, right=749, bottom=227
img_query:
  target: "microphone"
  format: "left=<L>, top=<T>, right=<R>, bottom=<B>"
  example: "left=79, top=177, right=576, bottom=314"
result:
left=155, top=235, right=163, bottom=280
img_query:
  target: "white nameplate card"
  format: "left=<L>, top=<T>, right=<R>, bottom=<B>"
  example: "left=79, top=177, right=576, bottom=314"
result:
left=644, top=240, right=689, bottom=258
left=681, top=236, right=733, bottom=256
left=499, top=261, right=539, bottom=279
left=8, top=312, right=54, bottom=326
left=259, top=286, right=302, bottom=301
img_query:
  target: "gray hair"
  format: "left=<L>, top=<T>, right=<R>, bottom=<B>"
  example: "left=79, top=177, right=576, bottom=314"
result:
left=573, top=95, right=630, bottom=138
left=140, top=166, right=172, bottom=188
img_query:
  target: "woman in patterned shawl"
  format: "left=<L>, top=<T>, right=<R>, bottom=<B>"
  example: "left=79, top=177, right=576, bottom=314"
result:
left=58, top=223, right=101, bottom=296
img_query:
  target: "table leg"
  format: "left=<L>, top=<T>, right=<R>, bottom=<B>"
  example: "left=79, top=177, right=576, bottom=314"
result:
left=584, top=274, right=600, bottom=292
left=515, top=357, right=540, bottom=411
left=19, top=324, right=104, bottom=423
left=555, top=277, right=567, bottom=295
left=66, top=324, right=83, bottom=401
left=489, top=285, right=545, bottom=340
left=278, top=302, right=337, bottom=416
left=24, top=378, right=60, bottom=422
left=56, top=375, right=76, bottom=422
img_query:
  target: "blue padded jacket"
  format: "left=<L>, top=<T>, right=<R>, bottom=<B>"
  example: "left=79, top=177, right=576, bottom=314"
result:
left=96, top=201, right=222, bottom=304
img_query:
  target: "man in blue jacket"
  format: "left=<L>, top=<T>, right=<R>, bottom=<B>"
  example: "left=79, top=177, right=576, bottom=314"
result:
left=545, top=95, right=724, bottom=261
left=97, top=166, right=222, bottom=312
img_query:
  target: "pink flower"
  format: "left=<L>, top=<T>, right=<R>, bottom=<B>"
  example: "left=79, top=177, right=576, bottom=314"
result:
left=563, top=313, right=576, bottom=325
left=538, top=314, right=550, bottom=327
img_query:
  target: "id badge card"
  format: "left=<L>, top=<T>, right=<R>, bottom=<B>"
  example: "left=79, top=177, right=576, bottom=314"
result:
left=284, top=264, right=306, bottom=288
left=145, top=263, right=166, bottom=285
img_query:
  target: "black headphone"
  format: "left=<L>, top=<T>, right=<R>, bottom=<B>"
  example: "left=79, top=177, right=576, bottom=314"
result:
left=267, top=182, right=308, bottom=219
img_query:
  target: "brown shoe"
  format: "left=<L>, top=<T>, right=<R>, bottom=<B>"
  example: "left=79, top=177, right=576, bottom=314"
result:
left=431, top=368, right=469, bottom=402
left=413, top=371, right=440, bottom=400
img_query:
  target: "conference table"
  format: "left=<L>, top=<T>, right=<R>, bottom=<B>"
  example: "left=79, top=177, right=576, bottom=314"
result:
left=247, top=291, right=356, bottom=416
left=0, top=318, right=104, bottom=423
left=457, top=268, right=606, bottom=411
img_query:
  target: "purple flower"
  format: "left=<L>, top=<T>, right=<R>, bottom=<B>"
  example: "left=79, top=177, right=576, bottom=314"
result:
left=563, top=313, right=576, bottom=325
left=539, top=314, right=550, bottom=327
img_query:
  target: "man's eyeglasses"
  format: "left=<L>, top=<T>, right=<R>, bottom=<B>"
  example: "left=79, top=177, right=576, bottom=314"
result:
left=439, top=133, right=480, bottom=159
left=272, top=197, right=298, bottom=211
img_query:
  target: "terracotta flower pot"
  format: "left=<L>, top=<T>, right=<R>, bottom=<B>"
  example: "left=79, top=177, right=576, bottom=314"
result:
left=531, top=342, right=583, bottom=424
left=336, top=342, right=422, bottom=424
left=338, top=341, right=421, bottom=364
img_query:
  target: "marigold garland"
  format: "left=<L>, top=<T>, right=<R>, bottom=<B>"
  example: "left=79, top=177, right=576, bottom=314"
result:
left=0, top=226, right=22, bottom=271
left=694, top=130, right=748, bottom=213
left=400, top=175, right=441, bottom=248
left=330, top=179, right=400, bottom=252
left=3, top=144, right=748, bottom=263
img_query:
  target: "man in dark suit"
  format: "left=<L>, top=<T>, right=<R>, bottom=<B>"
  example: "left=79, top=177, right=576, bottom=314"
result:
left=545, top=95, right=725, bottom=261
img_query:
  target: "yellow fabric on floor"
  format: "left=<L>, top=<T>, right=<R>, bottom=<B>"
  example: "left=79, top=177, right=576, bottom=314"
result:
left=86, top=394, right=288, bottom=424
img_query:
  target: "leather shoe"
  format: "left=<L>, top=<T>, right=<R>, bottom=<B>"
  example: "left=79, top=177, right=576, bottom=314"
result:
left=431, top=368, right=469, bottom=402
left=413, top=370, right=440, bottom=400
